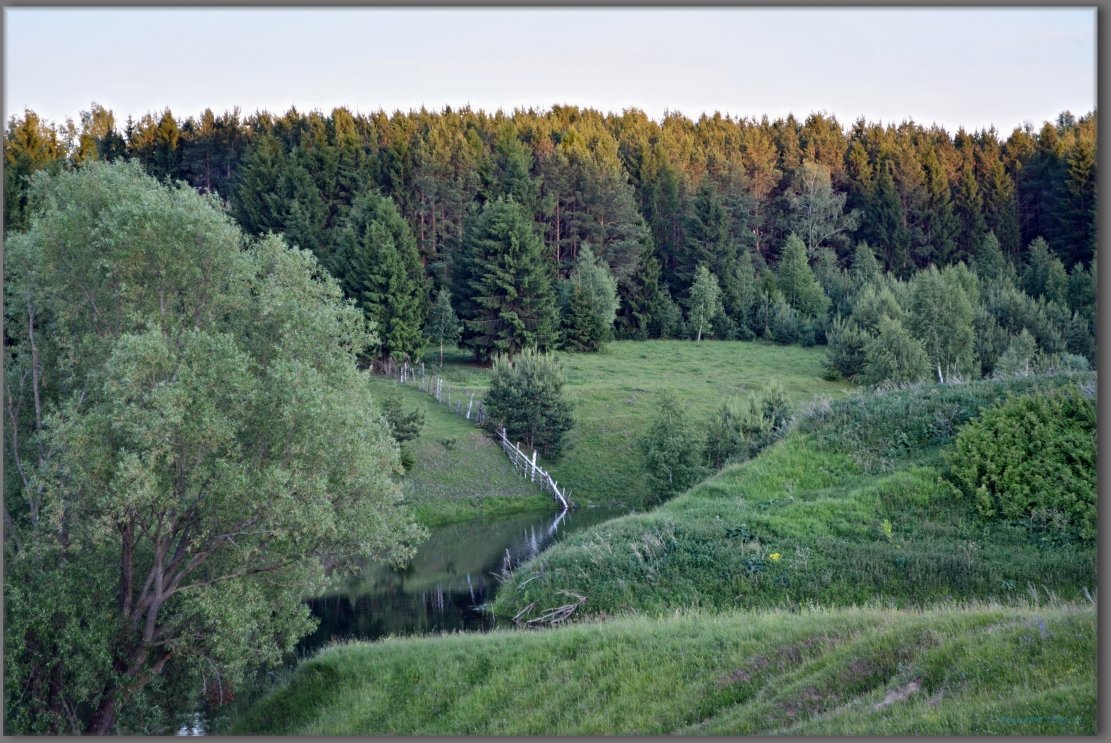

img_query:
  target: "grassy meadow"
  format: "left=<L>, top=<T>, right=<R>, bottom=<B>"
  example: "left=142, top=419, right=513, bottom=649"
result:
left=416, top=340, right=848, bottom=509
left=365, top=375, right=552, bottom=525
left=230, top=603, right=1095, bottom=735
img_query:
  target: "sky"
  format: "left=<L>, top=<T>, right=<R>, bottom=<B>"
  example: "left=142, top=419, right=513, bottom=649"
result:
left=4, top=8, right=1097, bottom=134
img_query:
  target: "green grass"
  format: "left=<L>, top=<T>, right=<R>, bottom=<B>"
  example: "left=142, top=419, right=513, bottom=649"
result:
left=490, top=374, right=1097, bottom=619
left=419, top=340, right=848, bottom=509
left=366, top=375, right=553, bottom=526
left=229, top=603, right=1095, bottom=735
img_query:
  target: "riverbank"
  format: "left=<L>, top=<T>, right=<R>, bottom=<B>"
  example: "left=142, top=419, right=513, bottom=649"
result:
left=229, top=603, right=1095, bottom=735
left=491, top=374, right=1096, bottom=620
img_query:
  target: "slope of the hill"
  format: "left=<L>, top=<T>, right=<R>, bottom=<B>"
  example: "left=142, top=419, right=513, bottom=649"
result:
left=229, top=604, right=1095, bottom=735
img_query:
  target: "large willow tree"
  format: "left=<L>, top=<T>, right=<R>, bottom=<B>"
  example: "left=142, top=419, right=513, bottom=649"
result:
left=3, top=162, right=425, bottom=734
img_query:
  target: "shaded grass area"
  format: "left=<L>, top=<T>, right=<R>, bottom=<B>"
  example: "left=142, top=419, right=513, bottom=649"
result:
left=366, top=375, right=552, bottom=526
left=419, top=340, right=847, bottom=509
left=229, top=604, right=1095, bottom=735
left=491, top=374, right=1097, bottom=619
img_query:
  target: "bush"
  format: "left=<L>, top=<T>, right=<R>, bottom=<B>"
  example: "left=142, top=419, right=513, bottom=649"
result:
left=825, top=315, right=870, bottom=379
left=943, top=387, right=1096, bottom=545
left=702, top=382, right=792, bottom=471
left=641, top=390, right=706, bottom=501
left=484, top=347, right=574, bottom=459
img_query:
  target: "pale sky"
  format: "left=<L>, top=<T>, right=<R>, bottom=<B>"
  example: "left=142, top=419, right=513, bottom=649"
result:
left=4, top=8, right=1097, bottom=134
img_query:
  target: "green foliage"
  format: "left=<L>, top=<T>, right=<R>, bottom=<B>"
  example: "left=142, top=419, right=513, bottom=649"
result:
left=640, top=390, right=706, bottom=501
left=3, top=161, right=425, bottom=733
left=906, top=265, right=977, bottom=381
left=850, top=283, right=904, bottom=334
left=332, top=188, right=430, bottom=361
left=687, top=265, right=723, bottom=342
left=861, top=317, right=931, bottom=385
left=232, top=606, right=1094, bottom=736
left=459, top=198, right=558, bottom=360
left=992, top=330, right=1038, bottom=378
left=380, top=393, right=426, bottom=471
left=702, top=382, right=792, bottom=470
left=825, top=316, right=870, bottom=380
left=783, top=161, right=858, bottom=255
left=776, top=233, right=830, bottom=319
left=484, top=347, right=573, bottom=459
left=426, top=288, right=462, bottom=367
left=944, top=387, right=1096, bottom=545
left=560, top=245, right=620, bottom=352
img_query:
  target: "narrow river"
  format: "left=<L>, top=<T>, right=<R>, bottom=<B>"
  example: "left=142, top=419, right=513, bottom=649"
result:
left=179, top=504, right=626, bottom=734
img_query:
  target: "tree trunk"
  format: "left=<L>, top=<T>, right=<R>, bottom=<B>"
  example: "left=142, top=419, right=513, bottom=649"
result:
left=86, top=692, right=118, bottom=735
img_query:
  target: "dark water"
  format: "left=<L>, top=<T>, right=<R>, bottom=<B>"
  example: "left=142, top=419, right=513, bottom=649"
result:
left=298, top=504, right=626, bottom=653
left=179, top=505, right=625, bottom=734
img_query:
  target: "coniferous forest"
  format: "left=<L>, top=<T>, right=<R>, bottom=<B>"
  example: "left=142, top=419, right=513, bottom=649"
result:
left=4, top=104, right=1097, bottom=379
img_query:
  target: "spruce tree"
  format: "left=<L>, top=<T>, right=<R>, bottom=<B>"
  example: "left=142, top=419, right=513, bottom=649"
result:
left=775, top=233, right=830, bottom=319
left=863, top=161, right=911, bottom=276
left=560, top=245, right=619, bottom=352
left=459, top=198, right=558, bottom=360
left=333, top=189, right=429, bottom=361
left=640, top=390, right=705, bottom=501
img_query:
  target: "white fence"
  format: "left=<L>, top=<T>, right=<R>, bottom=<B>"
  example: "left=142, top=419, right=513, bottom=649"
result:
left=496, top=427, right=571, bottom=510
left=378, top=359, right=572, bottom=510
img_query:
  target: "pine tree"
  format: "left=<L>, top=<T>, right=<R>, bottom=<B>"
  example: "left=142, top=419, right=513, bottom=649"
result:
left=459, top=198, right=559, bottom=360
left=427, top=288, right=462, bottom=366
left=952, top=161, right=988, bottom=264
left=485, top=348, right=573, bottom=458
left=230, top=134, right=290, bottom=236
left=862, top=160, right=911, bottom=276
left=920, top=146, right=959, bottom=265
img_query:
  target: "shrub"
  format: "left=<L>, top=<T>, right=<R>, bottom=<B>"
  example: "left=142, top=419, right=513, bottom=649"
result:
left=943, top=387, right=1096, bottom=545
left=825, top=315, right=870, bottom=379
left=861, top=316, right=931, bottom=385
left=484, top=347, right=574, bottom=458
left=641, top=390, right=706, bottom=501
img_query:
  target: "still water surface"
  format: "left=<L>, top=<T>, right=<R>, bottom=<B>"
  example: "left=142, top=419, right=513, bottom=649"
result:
left=178, top=504, right=626, bottom=734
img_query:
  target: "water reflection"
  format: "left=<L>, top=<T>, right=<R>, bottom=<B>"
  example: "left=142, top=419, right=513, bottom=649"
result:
left=298, top=505, right=624, bottom=654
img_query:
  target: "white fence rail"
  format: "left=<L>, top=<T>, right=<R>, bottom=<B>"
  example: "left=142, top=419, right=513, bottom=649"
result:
left=377, top=359, right=572, bottom=510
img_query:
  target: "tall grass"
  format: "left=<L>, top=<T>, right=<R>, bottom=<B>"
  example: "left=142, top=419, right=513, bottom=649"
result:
left=491, top=374, right=1097, bottom=619
left=229, top=604, right=1095, bottom=735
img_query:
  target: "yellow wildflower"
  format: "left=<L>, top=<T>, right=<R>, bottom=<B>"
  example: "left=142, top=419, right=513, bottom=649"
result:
left=769, top=552, right=782, bottom=562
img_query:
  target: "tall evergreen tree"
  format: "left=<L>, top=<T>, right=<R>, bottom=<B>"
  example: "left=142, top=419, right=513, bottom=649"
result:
left=862, top=160, right=911, bottom=276
left=459, top=198, right=558, bottom=360
left=333, top=189, right=429, bottom=361
left=952, top=161, right=988, bottom=264
left=775, top=233, right=830, bottom=319
left=560, top=245, right=620, bottom=352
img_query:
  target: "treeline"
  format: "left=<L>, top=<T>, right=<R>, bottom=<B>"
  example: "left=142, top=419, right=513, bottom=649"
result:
left=3, top=103, right=1097, bottom=376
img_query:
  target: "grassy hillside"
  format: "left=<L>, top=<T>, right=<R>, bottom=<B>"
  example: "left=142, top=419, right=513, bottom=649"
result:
left=491, top=374, right=1097, bottom=619
left=419, top=340, right=848, bottom=509
left=366, top=375, right=553, bottom=525
left=229, top=604, right=1095, bottom=735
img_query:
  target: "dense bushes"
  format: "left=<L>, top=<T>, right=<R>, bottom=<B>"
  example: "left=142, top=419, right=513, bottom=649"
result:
left=943, top=387, right=1096, bottom=545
